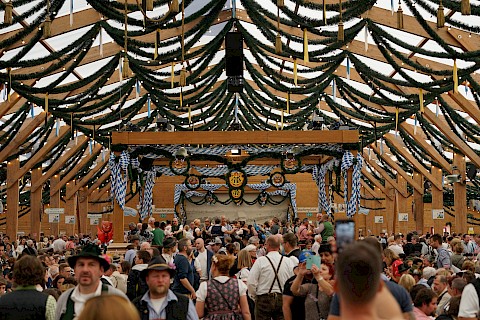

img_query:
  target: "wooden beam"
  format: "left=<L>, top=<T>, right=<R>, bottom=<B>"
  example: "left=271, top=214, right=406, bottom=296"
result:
left=454, top=153, right=467, bottom=233
left=6, top=159, right=19, bottom=240
left=401, top=123, right=453, bottom=174
left=87, top=170, right=110, bottom=197
left=113, top=194, right=124, bottom=242
left=30, top=136, right=89, bottom=193
left=384, top=133, right=442, bottom=190
left=91, top=183, right=110, bottom=202
left=361, top=7, right=480, bottom=50
left=360, top=180, right=383, bottom=203
left=423, top=108, right=480, bottom=168
left=112, top=130, right=359, bottom=145
left=362, top=150, right=408, bottom=198
left=78, top=187, right=88, bottom=234
left=30, top=167, right=43, bottom=240
left=0, top=112, right=47, bottom=162
left=430, top=164, right=443, bottom=234
left=65, top=157, right=109, bottom=200
left=447, top=28, right=478, bottom=51
left=448, top=92, right=480, bottom=125
left=7, top=126, right=70, bottom=187
left=361, top=168, right=394, bottom=200
left=370, top=143, right=424, bottom=194
left=413, top=172, right=424, bottom=233
left=50, top=144, right=103, bottom=195
left=65, top=181, right=77, bottom=231
left=370, top=144, right=423, bottom=194
left=49, top=175, right=61, bottom=237
left=0, top=8, right=100, bottom=51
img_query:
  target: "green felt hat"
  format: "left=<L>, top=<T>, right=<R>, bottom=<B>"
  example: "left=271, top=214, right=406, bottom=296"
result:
left=67, top=243, right=110, bottom=271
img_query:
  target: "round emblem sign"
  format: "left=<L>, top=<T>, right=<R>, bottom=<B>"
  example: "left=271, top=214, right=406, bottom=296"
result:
left=169, top=157, right=190, bottom=175
left=269, top=172, right=286, bottom=188
left=185, top=174, right=201, bottom=190
left=229, top=188, right=244, bottom=204
left=226, top=169, right=247, bottom=188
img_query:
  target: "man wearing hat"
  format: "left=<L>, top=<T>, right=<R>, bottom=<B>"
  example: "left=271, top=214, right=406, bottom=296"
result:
left=133, top=256, right=198, bottom=320
left=207, top=237, right=223, bottom=254
left=55, top=243, right=128, bottom=320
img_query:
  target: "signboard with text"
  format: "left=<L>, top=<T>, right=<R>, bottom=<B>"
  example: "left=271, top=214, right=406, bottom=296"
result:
left=45, top=208, right=65, bottom=215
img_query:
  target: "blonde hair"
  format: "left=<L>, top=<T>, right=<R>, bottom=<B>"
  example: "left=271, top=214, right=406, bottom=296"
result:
left=212, top=254, right=235, bottom=275
left=383, top=248, right=400, bottom=265
left=77, top=295, right=139, bottom=320
left=462, top=260, right=475, bottom=273
left=237, top=249, right=253, bottom=270
left=398, top=274, right=416, bottom=292
left=436, top=268, right=452, bottom=277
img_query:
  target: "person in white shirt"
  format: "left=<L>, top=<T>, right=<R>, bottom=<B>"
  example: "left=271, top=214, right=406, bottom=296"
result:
left=147, top=217, right=155, bottom=232
left=311, top=234, right=322, bottom=255
left=193, top=238, right=213, bottom=282
left=196, top=254, right=251, bottom=320
left=53, top=235, right=67, bottom=253
left=247, top=235, right=295, bottom=320
left=387, top=234, right=404, bottom=257
left=55, top=244, right=127, bottom=320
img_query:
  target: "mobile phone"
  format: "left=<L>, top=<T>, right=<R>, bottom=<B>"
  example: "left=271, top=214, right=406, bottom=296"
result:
left=306, top=254, right=321, bottom=270
left=335, top=219, right=355, bottom=254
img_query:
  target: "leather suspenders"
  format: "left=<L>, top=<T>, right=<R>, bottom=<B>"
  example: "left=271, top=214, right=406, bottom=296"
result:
left=265, top=256, right=284, bottom=294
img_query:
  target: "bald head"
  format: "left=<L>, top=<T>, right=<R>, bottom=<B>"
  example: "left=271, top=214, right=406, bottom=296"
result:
left=195, top=238, right=205, bottom=251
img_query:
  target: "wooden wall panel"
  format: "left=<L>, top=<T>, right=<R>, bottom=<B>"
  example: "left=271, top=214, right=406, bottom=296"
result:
left=3, top=172, right=478, bottom=239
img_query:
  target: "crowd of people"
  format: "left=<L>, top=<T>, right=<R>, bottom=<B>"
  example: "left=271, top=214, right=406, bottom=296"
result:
left=1, top=213, right=480, bottom=320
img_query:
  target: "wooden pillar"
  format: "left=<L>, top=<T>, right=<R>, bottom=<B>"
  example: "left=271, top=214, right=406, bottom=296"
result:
left=413, top=172, right=425, bottom=233
left=50, top=174, right=61, bottom=237
left=113, top=198, right=124, bottom=243
left=78, top=187, right=88, bottom=234
left=65, top=182, right=77, bottom=236
left=384, top=181, right=394, bottom=235
left=454, top=153, right=467, bottom=233
left=431, top=166, right=444, bottom=235
left=6, top=159, right=20, bottom=241
left=30, top=167, right=43, bottom=241
left=397, top=175, right=408, bottom=235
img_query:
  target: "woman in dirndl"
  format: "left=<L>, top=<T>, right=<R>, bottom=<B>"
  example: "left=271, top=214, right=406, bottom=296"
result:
left=196, top=254, right=251, bottom=320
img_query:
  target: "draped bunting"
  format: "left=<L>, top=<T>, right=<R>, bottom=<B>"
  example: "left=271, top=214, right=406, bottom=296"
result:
left=140, top=170, right=155, bottom=219
left=108, top=153, right=121, bottom=207
left=116, top=151, right=130, bottom=209
left=133, top=143, right=344, bottom=158
left=312, top=159, right=338, bottom=216
left=174, top=183, right=298, bottom=220
left=341, top=152, right=363, bottom=217
left=154, top=164, right=314, bottom=177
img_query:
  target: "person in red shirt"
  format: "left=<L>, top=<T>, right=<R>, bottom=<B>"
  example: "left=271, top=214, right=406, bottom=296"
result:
left=383, top=248, right=403, bottom=283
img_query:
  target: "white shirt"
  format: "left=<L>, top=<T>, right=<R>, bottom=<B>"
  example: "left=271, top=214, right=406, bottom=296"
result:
left=311, top=241, right=321, bottom=255
left=53, top=239, right=66, bottom=253
left=459, top=283, right=479, bottom=318
left=70, top=281, right=103, bottom=318
left=247, top=251, right=295, bottom=298
left=388, top=243, right=404, bottom=256
left=236, top=267, right=250, bottom=284
left=196, top=276, right=247, bottom=302
left=196, top=250, right=208, bottom=280
left=150, top=296, right=167, bottom=314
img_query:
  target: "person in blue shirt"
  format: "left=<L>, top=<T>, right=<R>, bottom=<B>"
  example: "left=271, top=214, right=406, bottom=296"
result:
left=133, top=255, right=198, bottom=320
